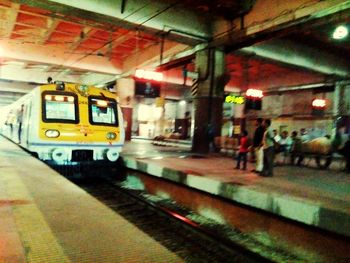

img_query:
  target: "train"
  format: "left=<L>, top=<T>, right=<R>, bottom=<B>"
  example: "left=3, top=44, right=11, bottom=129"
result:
left=0, top=82, right=125, bottom=165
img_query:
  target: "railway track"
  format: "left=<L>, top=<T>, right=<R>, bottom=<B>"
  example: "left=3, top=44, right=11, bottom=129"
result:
left=50, top=162, right=350, bottom=263
left=74, top=177, right=272, bottom=263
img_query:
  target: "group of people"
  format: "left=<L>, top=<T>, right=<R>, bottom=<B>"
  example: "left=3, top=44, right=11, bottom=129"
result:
left=235, top=118, right=276, bottom=177
left=235, top=118, right=350, bottom=175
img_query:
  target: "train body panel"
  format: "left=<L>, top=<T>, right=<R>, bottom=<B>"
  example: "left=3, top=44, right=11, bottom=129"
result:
left=0, top=82, right=125, bottom=164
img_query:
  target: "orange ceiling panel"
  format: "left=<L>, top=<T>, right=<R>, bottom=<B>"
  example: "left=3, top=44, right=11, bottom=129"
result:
left=13, top=24, right=33, bottom=31
left=90, top=30, right=111, bottom=41
left=17, top=12, right=48, bottom=28
left=10, top=32, right=26, bottom=39
left=48, top=32, right=76, bottom=43
left=56, top=21, right=83, bottom=34
left=116, top=28, right=129, bottom=35
left=79, top=39, right=105, bottom=49
left=120, top=38, right=137, bottom=47
left=13, top=26, right=42, bottom=38
left=112, top=45, right=134, bottom=53
left=136, top=39, right=152, bottom=49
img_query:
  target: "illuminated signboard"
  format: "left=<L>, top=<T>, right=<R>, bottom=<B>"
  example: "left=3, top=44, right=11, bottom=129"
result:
left=312, top=99, right=326, bottom=108
left=135, top=69, right=163, bottom=81
left=311, top=98, right=326, bottom=116
left=246, top=88, right=263, bottom=98
left=225, top=94, right=245, bottom=104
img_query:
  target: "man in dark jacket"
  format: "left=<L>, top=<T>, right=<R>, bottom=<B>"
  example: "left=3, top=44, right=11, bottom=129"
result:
left=252, top=118, right=265, bottom=173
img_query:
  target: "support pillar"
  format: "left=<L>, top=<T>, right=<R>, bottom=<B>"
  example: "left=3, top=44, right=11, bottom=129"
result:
left=334, top=81, right=350, bottom=133
left=192, top=48, right=226, bottom=153
left=116, top=78, right=135, bottom=141
left=333, top=82, right=347, bottom=117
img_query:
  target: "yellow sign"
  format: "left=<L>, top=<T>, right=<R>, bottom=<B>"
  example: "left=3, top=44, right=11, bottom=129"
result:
left=225, top=95, right=245, bottom=104
left=155, top=97, right=165, bottom=107
left=233, top=125, right=241, bottom=135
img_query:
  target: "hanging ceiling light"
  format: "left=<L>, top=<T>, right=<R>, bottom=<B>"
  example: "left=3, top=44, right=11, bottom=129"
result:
left=332, top=25, right=348, bottom=39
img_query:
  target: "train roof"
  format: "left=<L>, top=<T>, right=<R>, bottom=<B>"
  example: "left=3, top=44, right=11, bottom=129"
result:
left=39, top=83, right=118, bottom=98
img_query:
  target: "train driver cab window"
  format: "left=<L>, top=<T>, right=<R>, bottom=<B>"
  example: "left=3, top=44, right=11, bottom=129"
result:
left=42, top=92, right=79, bottom=123
left=89, top=97, right=118, bottom=126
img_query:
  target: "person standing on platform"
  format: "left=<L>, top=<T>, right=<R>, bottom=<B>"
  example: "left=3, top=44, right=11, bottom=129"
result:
left=290, top=131, right=302, bottom=165
left=261, top=119, right=276, bottom=177
left=339, top=134, right=350, bottom=172
left=6, top=110, right=15, bottom=136
left=17, top=105, right=24, bottom=144
left=235, top=130, right=249, bottom=170
left=252, top=118, right=265, bottom=173
left=207, top=123, right=216, bottom=152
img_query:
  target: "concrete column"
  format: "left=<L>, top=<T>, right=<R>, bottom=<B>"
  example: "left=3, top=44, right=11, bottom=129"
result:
left=335, top=82, right=350, bottom=116
left=116, top=78, right=135, bottom=140
left=333, top=81, right=350, bottom=133
left=116, top=78, right=135, bottom=107
left=192, top=48, right=226, bottom=153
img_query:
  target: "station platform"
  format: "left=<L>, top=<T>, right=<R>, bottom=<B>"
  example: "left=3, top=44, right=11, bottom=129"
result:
left=121, top=140, right=350, bottom=238
left=0, top=136, right=181, bottom=262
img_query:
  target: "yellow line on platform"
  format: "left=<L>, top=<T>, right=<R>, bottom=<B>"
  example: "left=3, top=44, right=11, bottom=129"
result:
left=1, top=168, right=71, bottom=263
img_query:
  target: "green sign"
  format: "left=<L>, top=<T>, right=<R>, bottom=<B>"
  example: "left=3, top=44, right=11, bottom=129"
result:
left=225, top=95, right=245, bottom=104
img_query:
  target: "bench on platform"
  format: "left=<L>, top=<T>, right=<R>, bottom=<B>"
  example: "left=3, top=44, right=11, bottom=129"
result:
left=276, top=151, right=347, bottom=170
left=152, top=135, right=191, bottom=149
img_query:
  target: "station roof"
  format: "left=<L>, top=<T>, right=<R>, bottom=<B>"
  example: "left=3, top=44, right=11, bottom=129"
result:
left=0, top=0, right=349, bottom=106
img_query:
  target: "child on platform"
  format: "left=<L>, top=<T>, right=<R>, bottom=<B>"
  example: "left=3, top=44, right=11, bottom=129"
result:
left=235, top=130, right=249, bottom=170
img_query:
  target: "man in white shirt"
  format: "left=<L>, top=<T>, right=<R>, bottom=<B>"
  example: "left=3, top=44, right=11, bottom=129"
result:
left=276, top=131, right=293, bottom=164
left=273, top=129, right=281, bottom=143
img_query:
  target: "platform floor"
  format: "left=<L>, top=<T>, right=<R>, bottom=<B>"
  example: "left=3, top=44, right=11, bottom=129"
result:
left=121, top=140, right=350, bottom=238
left=0, top=136, right=182, bottom=263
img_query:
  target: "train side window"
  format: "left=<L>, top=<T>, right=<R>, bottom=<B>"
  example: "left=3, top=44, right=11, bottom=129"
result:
left=42, top=91, right=79, bottom=124
left=88, top=96, right=119, bottom=126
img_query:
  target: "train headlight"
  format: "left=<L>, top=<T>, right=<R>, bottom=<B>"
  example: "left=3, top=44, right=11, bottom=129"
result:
left=106, top=149, right=119, bottom=162
left=55, top=81, right=65, bottom=91
left=106, top=132, right=116, bottom=140
left=45, top=130, right=60, bottom=138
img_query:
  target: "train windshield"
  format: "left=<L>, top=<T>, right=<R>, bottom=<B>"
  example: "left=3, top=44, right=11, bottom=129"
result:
left=89, top=97, right=118, bottom=126
left=42, top=92, right=79, bottom=123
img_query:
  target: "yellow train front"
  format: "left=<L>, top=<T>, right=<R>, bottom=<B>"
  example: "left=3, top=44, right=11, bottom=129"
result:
left=2, top=82, right=124, bottom=164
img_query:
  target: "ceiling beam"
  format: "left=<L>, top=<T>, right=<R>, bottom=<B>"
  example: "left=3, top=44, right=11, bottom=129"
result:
left=0, top=39, right=122, bottom=75
left=0, top=64, right=79, bottom=83
left=0, top=80, right=38, bottom=93
left=213, top=0, right=350, bottom=50
left=241, top=39, right=350, bottom=78
left=39, top=18, right=60, bottom=45
left=3, top=3, right=20, bottom=39
left=12, top=0, right=211, bottom=45
left=122, top=41, right=191, bottom=73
